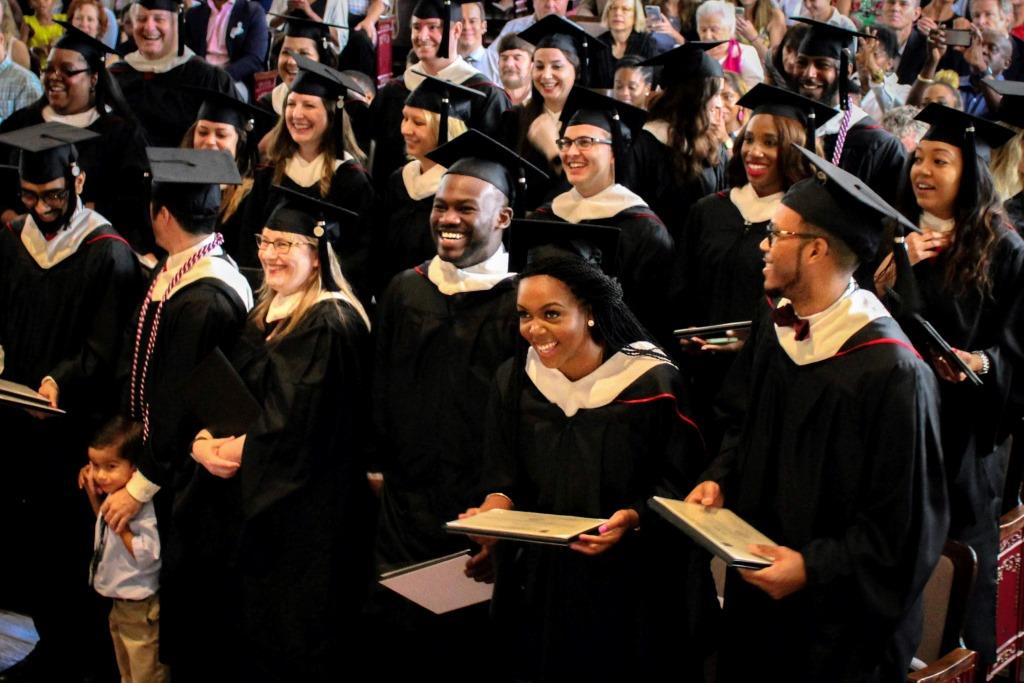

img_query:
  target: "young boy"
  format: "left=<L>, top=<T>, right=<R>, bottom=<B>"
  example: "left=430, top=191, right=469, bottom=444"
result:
left=79, top=417, right=168, bottom=683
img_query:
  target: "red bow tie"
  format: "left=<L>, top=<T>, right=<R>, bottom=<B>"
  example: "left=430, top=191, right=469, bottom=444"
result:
left=771, top=303, right=811, bottom=341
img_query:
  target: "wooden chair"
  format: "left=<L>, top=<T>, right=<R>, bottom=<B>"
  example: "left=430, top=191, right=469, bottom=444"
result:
left=987, top=504, right=1024, bottom=680
left=910, top=540, right=979, bottom=683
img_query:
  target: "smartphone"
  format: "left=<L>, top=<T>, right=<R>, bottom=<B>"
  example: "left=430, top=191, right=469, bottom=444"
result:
left=735, top=5, right=744, bottom=16
left=944, top=28, right=973, bottom=47
left=644, top=5, right=664, bottom=25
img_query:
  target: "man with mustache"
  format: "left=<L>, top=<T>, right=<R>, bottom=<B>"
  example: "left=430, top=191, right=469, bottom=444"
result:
left=496, top=33, right=534, bottom=105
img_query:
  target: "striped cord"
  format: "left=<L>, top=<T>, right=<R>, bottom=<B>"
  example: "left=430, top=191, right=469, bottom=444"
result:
left=831, top=107, right=853, bottom=166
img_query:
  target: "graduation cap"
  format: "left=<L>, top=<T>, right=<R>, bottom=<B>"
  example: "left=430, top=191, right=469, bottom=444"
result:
left=558, top=87, right=646, bottom=178
left=288, top=50, right=362, bottom=101
left=519, top=15, right=606, bottom=87
left=0, top=121, right=99, bottom=184
left=736, top=83, right=838, bottom=148
left=53, top=20, right=117, bottom=71
left=781, top=144, right=918, bottom=263
left=508, top=219, right=620, bottom=276
left=270, top=10, right=347, bottom=42
left=426, top=129, right=549, bottom=215
left=134, top=0, right=187, bottom=56
left=411, top=0, right=477, bottom=60
left=188, top=86, right=272, bottom=133
left=405, top=72, right=483, bottom=144
left=915, top=103, right=1015, bottom=211
left=146, top=147, right=241, bottom=228
left=265, top=185, right=359, bottom=292
left=982, top=78, right=1024, bottom=130
left=639, top=41, right=723, bottom=87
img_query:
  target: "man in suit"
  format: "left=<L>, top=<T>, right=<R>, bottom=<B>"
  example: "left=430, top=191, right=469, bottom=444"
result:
left=185, top=0, right=269, bottom=99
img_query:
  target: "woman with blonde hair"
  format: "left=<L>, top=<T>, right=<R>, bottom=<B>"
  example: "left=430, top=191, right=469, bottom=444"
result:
left=246, top=54, right=376, bottom=302
left=986, top=80, right=1024, bottom=230
left=373, top=75, right=475, bottom=293
left=597, top=0, right=662, bottom=78
left=734, top=0, right=785, bottom=64
left=191, top=187, right=373, bottom=682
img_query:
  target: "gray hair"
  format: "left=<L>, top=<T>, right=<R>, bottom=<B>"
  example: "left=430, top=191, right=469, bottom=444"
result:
left=696, top=1, right=736, bottom=37
left=969, top=0, right=1012, bottom=18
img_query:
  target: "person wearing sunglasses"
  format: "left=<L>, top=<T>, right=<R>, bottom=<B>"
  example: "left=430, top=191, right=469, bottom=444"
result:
left=530, top=87, right=674, bottom=340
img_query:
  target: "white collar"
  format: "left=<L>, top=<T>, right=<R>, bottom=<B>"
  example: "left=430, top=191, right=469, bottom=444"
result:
left=20, top=201, right=111, bottom=268
left=729, top=184, right=784, bottom=224
left=526, top=341, right=672, bottom=417
left=124, top=46, right=195, bottom=74
left=404, top=57, right=479, bottom=91
left=426, top=244, right=512, bottom=295
left=285, top=152, right=350, bottom=188
left=818, top=104, right=870, bottom=136
left=401, top=160, right=446, bottom=200
left=551, top=183, right=646, bottom=223
left=271, top=81, right=289, bottom=115
left=773, top=280, right=890, bottom=365
left=152, top=233, right=254, bottom=309
left=642, top=119, right=670, bottom=146
left=265, top=289, right=352, bottom=323
left=41, top=105, right=100, bottom=127
left=920, top=211, right=956, bottom=233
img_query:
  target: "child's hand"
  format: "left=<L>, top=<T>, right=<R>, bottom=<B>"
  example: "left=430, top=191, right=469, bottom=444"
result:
left=78, top=463, right=96, bottom=495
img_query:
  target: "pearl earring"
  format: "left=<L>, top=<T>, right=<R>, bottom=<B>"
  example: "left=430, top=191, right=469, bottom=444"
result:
left=587, top=319, right=595, bottom=328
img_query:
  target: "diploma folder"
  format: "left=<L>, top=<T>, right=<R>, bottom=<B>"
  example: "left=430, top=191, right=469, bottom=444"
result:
left=184, top=348, right=261, bottom=437
left=649, top=496, right=775, bottom=569
left=445, top=509, right=607, bottom=546
left=378, top=550, right=494, bottom=614
left=672, top=321, right=752, bottom=339
left=907, top=314, right=983, bottom=387
left=0, top=378, right=65, bottom=415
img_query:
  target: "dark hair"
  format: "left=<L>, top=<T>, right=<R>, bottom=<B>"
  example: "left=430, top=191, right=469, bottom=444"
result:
left=517, top=256, right=665, bottom=360
left=767, top=23, right=807, bottom=87
left=898, top=146, right=1007, bottom=297
left=150, top=184, right=219, bottom=234
left=497, top=32, right=534, bottom=56
left=179, top=121, right=254, bottom=177
left=270, top=32, right=337, bottom=75
left=871, top=24, right=900, bottom=61
left=727, top=112, right=817, bottom=188
left=614, top=54, right=652, bottom=84
left=91, top=416, right=143, bottom=466
left=646, top=74, right=722, bottom=183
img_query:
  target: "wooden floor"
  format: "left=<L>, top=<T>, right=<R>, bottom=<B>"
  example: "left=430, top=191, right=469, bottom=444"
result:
left=0, top=610, right=37, bottom=672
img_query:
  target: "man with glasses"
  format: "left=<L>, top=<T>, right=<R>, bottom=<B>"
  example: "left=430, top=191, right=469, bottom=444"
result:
left=687, top=147, right=948, bottom=681
left=530, top=87, right=674, bottom=340
left=0, top=122, right=143, bottom=682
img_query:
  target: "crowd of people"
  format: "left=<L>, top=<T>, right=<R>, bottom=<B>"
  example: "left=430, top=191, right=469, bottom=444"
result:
left=1, top=0, right=1024, bottom=680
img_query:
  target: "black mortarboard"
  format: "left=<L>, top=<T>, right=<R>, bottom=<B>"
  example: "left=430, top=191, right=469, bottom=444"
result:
left=519, top=15, right=605, bottom=87
left=426, top=129, right=549, bottom=215
left=265, top=185, right=359, bottom=292
left=982, top=78, right=1024, bottom=130
left=509, top=219, right=620, bottom=276
left=639, top=41, right=723, bottom=87
left=146, top=147, right=241, bottom=228
left=558, top=87, right=645, bottom=179
left=791, top=18, right=867, bottom=59
left=288, top=51, right=359, bottom=100
left=405, top=72, right=484, bottom=143
left=736, top=83, right=838, bottom=147
left=189, top=86, right=272, bottom=133
left=269, top=11, right=346, bottom=42
left=134, top=0, right=186, bottom=56
left=0, top=122, right=99, bottom=183
left=781, top=145, right=918, bottom=262
left=53, top=20, right=117, bottom=71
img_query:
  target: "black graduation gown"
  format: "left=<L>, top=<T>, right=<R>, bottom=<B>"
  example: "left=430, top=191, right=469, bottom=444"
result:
left=530, top=202, right=675, bottom=340
left=708, top=314, right=948, bottom=682
left=372, top=166, right=436, bottom=295
left=109, top=57, right=236, bottom=147
left=0, top=100, right=153, bottom=253
left=907, top=226, right=1024, bottom=663
left=124, top=270, right=249, bottom=672
left=368, top=71, right=511, bottom=188
left=244, top=161, right=377, bottom=303
left=822, top=116, right=907, bottom=206
left=178, top=299, right=374, bottom=682
left=482, top=358, right=718, bottom=681
left=629, top=129, right=728, bottom=246
left=498, top=104, right=570, bottom=209
left=0, top=216, right=143, bottom=677
left=373, top=265, right=519, bottom=567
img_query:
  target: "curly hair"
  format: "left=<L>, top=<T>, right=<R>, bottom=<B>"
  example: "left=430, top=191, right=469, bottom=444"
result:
left=991, top=127, right=1024, bottom=202
left=646, top=75, right=723, bottom=184
left=67, top=0, right=109, bottom=37
left=726, top=112, right=818, bottom=189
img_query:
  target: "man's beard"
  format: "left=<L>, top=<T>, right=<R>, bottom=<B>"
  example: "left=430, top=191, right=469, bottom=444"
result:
left=501, top=71, right=527, bottom=88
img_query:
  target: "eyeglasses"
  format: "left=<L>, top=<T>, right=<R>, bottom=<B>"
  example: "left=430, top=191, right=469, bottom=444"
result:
left=555, top=136, right=614, bottom=151
left=19, top=187, right=70, bottom=207
left=254, top=234, right=314, bottom=255
left=43, top=65, right=91, bottom=79
left=764, top=224, right=826, bottom=246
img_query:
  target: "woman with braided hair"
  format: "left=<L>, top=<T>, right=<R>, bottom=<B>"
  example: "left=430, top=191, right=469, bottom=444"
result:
left=461, top=222, right=718, bottom=681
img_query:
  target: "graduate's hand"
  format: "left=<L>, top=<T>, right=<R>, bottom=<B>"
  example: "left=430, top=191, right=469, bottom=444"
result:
left=737, top=544, right=807, bottom=599
left=906, top=229, right=950, bottom=264
left=684, top=481, right=724, bottom=508
left=192, top=438, right=241, bottom=478
left=101, top=488, right=142, bottom=534
left=37, top=378, right=58, bottom=408
left=571, top=508, right=639, bottom=556
left=932, top=348, right=979, bottom=383
left=465, top=545, right=495, bottom=583
left=216, top=434, right=246, bottom=465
